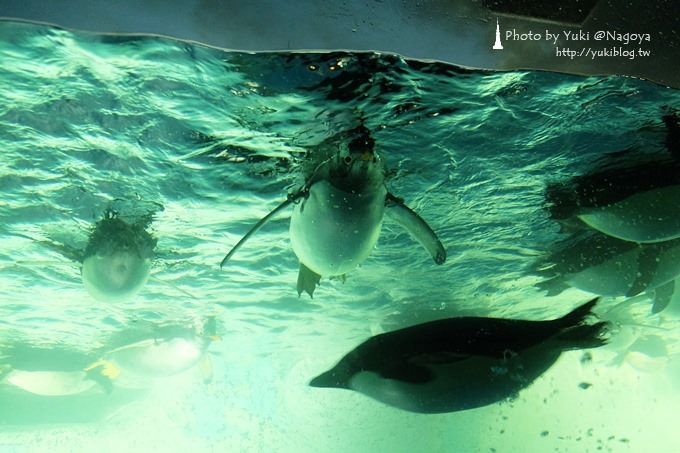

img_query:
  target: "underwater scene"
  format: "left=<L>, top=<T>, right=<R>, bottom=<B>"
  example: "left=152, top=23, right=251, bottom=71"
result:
left=1, top=19, right=680, bottom=452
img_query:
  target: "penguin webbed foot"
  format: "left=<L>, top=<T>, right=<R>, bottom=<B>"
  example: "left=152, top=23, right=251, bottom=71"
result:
left=328, top=274, right=347, bottom=284
left=297, top=262, right=321, bottom=298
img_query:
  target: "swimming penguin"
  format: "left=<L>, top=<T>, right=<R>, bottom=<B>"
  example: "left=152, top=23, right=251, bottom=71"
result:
left=221, top=123, right=446, bottom=296
left=0, top=345, right=116, bottom=396
left=18, top=202, right=160, bottom=303
left=546, top=110, right=680, bottom=243
left=534, top=230, right=680, bottom=313
left=100, top=317, right=218, bottom=383
left=309, top=298, right=608, bottom=414
left=80, top=208, right=157, bottom=302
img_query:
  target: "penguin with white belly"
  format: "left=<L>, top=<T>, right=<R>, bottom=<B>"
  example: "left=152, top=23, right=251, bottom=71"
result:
left=309, top=298, right=608, bottom=414
left=99, top=317, right=218, bottom=385
left=534, top=230, right=680, bottom=313
left=80, top=208, right=157, bottom=302
left=19, top=201, right=161, bottom=303
left=0, top=344, right=116, bottom=396
left=546, top=109, right=680, bottom=243
left=0, top=343, right=150, bottom=424
left=221, top=123, right=446, bottom=296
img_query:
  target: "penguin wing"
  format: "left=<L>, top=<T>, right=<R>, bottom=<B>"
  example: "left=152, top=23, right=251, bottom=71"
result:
left=627, top=246, right=660, bottom=297
left=652, top=280, right=676, bottom=313
left=379, top=362, right=434, bottom=384
left=410, top=351, right=472, bottom=366
left=377, top=351, right=472, bottom=384
left=385, top=193, right=446, bottom=264
left=13, top=232, right=85, bottom=263
left=220, top=189, right=307, bottom=268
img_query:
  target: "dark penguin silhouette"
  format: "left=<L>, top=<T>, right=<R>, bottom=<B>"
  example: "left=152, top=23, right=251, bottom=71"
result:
left=221, top=122, right=446, bottom=297
left=310, top=298, right=608, bottom=414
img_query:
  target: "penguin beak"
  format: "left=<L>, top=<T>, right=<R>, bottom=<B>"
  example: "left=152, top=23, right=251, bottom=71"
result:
left=358, top=151, right=374, bottom=162
left=309, top=370, right=350, bottom=389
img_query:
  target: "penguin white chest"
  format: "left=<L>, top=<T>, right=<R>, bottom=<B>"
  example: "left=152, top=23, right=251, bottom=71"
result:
left=290, top=180, right=386, bottom=276
left=109, top=338, right=203, bottom=377
left=6, top=370, right=95, bottom=396
left=578, top=185, right=680, bottom=243
left=82, top=250, right=151, bottom=302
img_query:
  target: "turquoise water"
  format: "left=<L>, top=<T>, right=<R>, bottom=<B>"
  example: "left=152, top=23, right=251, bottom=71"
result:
left=1, top=19, right=680, bottom=452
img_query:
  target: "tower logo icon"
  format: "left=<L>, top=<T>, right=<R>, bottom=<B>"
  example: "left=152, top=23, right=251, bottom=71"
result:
left=493, top=18, right=503, bottom=50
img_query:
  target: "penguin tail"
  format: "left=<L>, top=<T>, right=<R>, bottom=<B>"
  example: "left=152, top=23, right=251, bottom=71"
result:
left=558, top=297, right=599, bottom=326
left=553, top=298, right=610, bottom=349
left=556, top=322, right=610, bottom=350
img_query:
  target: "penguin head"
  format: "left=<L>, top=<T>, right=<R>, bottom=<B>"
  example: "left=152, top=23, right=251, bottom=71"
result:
left=80, top=210, right=156, bottom=302
left=309, top=369, right=351, bottom=390
left=347, top=124, right=376, bottom=157
left=330, top=125, right=385, bottom=192
left=309, top=357, right=356, bottom=390
left=84, top=209, right=157, bottom=259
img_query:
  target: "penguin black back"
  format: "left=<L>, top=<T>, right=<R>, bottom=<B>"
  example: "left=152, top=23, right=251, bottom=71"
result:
left=310, top=298, right=608, bottom=413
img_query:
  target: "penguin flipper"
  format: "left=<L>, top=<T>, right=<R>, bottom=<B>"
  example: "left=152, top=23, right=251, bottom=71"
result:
left=652, top=280, right=675, bottom=313
left=220, top=190, right=306, bottom=268
left=385, top=193, right=446, bottom=264
left=627, top=246, right=660, bottom=297
left=297, top=262, right=321, bottom=298
left=379, top=363, right=434, bottom=384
